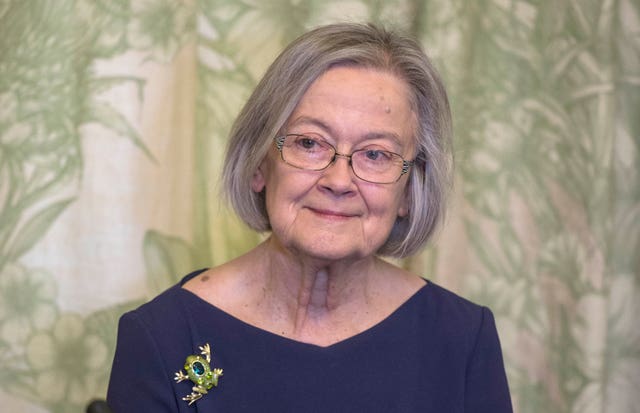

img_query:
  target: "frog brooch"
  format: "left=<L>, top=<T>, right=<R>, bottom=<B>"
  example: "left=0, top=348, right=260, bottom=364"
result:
left=174, top=343, right=224, bottom=405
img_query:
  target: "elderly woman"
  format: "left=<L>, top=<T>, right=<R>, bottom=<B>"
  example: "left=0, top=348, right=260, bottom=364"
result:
left=107, top=23, right=512, bottom=412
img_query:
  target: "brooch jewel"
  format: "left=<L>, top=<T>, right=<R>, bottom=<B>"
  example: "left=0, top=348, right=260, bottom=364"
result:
left=174, top=343, right=223, bottom=405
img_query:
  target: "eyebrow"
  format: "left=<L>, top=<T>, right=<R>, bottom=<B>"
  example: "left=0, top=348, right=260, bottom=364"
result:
left=287, top=116, right=405, bottom=148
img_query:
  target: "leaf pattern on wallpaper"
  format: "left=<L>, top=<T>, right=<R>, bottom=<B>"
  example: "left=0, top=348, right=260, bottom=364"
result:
left=416, top=1, right=640, bottom=412
left=0, top=0, right=192, bottom=411
left=143, top=230, right=197, bottom=297
left=0, top=0, right=638, bottom=412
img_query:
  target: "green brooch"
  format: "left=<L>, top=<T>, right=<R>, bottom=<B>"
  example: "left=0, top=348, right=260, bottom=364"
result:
left=174, top=343, right=223, bottom=405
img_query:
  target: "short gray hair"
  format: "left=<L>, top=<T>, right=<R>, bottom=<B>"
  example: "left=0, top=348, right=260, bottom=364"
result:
left=223, top=22, right=453, bottom=258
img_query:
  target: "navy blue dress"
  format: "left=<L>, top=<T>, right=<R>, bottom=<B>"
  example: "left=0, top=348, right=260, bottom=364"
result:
left=107, top=270, right=512, bottom=412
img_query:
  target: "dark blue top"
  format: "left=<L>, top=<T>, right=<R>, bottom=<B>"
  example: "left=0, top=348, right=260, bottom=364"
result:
left=107, top=270, right=512, bottom=412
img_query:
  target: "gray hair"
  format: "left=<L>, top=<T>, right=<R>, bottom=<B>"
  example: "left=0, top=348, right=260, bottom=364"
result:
left=222, top=22, right=453, bottom=258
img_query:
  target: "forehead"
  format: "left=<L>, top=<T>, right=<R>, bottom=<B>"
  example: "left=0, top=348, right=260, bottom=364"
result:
left=286, top=66, right=416, bottom=149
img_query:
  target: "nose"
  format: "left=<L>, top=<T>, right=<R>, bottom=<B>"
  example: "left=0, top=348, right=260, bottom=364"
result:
left=318, top=154, right=356, bottom=194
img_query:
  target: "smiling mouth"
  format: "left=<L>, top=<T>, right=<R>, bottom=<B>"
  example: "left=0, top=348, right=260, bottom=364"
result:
left=308, top=207, right=357, bottom=219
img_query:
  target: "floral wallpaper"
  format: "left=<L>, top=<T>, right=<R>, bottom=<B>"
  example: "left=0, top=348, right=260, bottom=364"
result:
left=0, top=0, right=638, bottom=412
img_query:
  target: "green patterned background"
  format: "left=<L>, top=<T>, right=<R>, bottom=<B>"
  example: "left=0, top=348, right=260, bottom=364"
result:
left=0, top=0, right=638, bottom=412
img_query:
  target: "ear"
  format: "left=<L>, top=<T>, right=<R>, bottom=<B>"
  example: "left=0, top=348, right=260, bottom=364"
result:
left=251, top=161, right=266, bottom=193
left=397, top=186, right=410, bottom=218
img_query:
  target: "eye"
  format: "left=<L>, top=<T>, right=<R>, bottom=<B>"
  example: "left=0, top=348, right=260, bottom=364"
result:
left=363, top=149, right=392, bottom=162
left=299, top=136, right=318, bottom=149
left=291, top=134, right=328, bottom=152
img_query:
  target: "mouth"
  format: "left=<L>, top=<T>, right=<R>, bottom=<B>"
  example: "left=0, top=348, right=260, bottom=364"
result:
left=307, top=207, right=358, bottom=219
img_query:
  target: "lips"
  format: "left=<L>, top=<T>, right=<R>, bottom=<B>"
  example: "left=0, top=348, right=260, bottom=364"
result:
left=307, top=207, right=358, bottom=218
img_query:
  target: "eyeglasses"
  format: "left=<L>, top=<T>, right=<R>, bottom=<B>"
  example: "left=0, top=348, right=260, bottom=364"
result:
left=274, top=133, right=414, bottom=184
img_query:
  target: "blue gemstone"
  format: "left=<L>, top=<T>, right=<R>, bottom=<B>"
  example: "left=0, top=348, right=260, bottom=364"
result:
left=192, top=361, right=205, bottom=376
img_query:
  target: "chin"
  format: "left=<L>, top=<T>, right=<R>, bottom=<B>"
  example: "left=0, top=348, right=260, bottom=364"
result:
left=272, top=227, right=382, bottom=263
left=290, top=239, right=373, bottom=263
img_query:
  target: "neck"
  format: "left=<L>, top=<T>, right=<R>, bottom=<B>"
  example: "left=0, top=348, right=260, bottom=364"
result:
left=255, top=238, right=379, bottom=339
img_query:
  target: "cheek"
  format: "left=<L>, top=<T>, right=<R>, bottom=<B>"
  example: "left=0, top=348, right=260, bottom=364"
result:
left=261, top=169, right=306, bottom=223
left=367, top=183, right=410, bottom=219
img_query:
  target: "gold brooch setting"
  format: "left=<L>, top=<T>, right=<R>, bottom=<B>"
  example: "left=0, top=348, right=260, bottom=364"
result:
left=174, top=343, right=223, bottom=405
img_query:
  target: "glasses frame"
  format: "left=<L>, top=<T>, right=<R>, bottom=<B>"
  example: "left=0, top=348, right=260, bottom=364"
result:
left=274, top=134, right=414, bottom=184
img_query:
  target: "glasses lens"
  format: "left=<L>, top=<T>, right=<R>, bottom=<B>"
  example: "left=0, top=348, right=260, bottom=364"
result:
left=281, top=134, right=334, bottom=170
left=351, top=150, right=404, bottom=183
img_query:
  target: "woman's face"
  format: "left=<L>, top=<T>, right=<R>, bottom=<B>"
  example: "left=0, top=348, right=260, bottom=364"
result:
left=252, top=66, right=416, bottom=262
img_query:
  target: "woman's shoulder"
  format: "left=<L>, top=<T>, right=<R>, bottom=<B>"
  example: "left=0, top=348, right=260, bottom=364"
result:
left=181, top=265, right=237, bottom=300
left=120, top=269, right=208, bottom=331
left=180, top=250, right=274, bottom=324
left=422, top=280, right=485, bottom=311
left=413, top=279, right=493, bottom=337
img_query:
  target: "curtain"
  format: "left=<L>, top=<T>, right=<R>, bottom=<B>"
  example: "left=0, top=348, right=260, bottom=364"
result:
left=1, top=0, right=638, bottom=412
